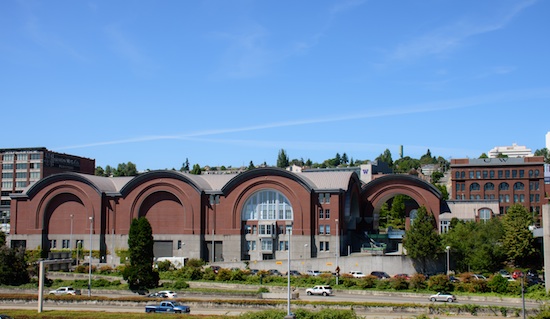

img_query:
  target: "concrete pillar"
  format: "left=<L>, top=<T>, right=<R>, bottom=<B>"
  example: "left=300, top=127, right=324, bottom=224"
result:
left=543, top=204, right=550, bottom=294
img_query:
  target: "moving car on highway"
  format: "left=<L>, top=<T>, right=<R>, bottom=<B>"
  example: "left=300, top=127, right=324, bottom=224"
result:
left=429, top=292, right=457, bottom=303
left=305, top=285, right=333, bottom=296
left=145, top=301, right=190, bottom=313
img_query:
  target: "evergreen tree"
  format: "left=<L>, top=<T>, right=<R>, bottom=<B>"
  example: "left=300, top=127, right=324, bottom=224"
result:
left=248, top=161, right=255, bottom=170
left=534, top=148, right=550, bottom=164
left=276, top=149, right=289, bottom=168
left=122, top=217, right=159, bottom=292
left=0, top=246, right=30, bottom=285
left=190, top=164, right=202, bottom=175
left=95, top=166, right=105, bottom=176
left=0, top=230, right=5, bottom=246
left=341, top=153, right=348, bottom=165
left=502, top=204, right=535, bottom=267
left=403, top=206, right=440, bottom=273
left=376, top=149, right=393, bottom=167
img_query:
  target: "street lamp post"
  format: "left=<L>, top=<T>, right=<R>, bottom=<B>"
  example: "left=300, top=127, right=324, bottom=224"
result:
left=88, top=216, right=93, bottom=297
left=335, top=219, right=339, bottom=285
left=69, top=214, right=74, bottom=259
left=446, top=246, right=450, bottom=275
left=285, top=222, right=295, bottom=319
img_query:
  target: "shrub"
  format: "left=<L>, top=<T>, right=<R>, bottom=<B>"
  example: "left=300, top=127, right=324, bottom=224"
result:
left=216, top=268, right=232, bottom=281
left=156, top=260, right=173, bottom=272
left=357, top=275, right=377, bottom=289
left=409, top=273, right=427, bottom=291
left=376, top=279, right=391, bottom=290
left=427, top=274, right=453, bottom=292
left=487, top=274, right=508, bottom=294
left=230, top=269, right=245, bottom=281
left=98, top=265, right=113, bottom=275
left=171, top=279, right=189, bottom=289
left=390, top=277, right=409, bottom=290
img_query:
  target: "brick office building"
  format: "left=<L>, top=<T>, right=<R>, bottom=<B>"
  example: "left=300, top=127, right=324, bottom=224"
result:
left=450, top=156, right=548, bottom=223
left=1, top=147, right=95, bottom=233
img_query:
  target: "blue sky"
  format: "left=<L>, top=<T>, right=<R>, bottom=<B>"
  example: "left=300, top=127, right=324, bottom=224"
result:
left=1, top=0, right=549, bottom=171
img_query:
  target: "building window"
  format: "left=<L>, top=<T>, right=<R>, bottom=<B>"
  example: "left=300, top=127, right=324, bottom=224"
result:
left=49, top=240, right=57, bottom=249
left=535, top=194, right=540, bottom=202
left=2, top=181, right=13, bottom=189
left=519, top=170, right=524, bottom=178
left=529, top=170, right=534, bottom=177
left=505, top=170, right=510, bottom=178
left=320, top=241, right=324, bottom=251
left=513, top=182, right=525, bottom=190
left=15, top=163, right=27, bottom=170
left=490, top=171, right=495, bottom=178
left=177, top=240, right=182, bottom=249
left=325, top=194, right=330, bottom=204
left=514, top=194, right=519, bottom=203
left=325, top=225, right=330, bottom=235
left=470, top=183, right=480, bottom=191
left=30, top=154, right=41, bottom=160
left=455, top=171, right=460, bottom=179
left=505, top=195, right=510, bottom=203
left=242, top=189, right=293, bottom=221
left=261, top=239, right=273, bottom=251
left=2, top=164, right=13, bottom=170
left=245, top=225, right=252, bottom=234
left=498, top=170, right=503, bottom=178
left=279, top=240, right=289, bottom=251
left=2, top=154, right=14, bottom=162
left=325, top=209, right=330, bottom=219
left=479, top=208, right=491, bottom=222
left=484, top=183, right=495, bottom=191
left=483, top=170, right=488, bottom=178
left=535, top=170, right=540, bottom=177
left=476, top=171, right=481, bottom=179
left=17, top=154, right=28, bottom=161
left=252, top=225, right=257, bottom=234
left=247, top=240, right=256, bottom=251
left=520, top=194, right=525, bottom=203
left=440, top=220, right=450, bottom=234
left=259, top=224, right=274, bottom=235
left=461, top=171, right=465, bottom=178
left=469, top=171, right=474, bottom=179
left=499, top=182, right=509, bottom=191
left=319, top=225, right=325, bottom=235
left=62, top=239, right=71, bottom=249
left=319, top=208, right=324, bottom=219
left=512, top=170, right=517, bottom=178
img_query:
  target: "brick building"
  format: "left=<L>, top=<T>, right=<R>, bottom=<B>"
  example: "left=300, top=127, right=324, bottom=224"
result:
left=450, top=156, right=547, bottom=224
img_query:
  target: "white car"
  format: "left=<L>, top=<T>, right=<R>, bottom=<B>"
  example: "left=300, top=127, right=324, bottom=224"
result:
left=306, top=270, right=321, bottom=276
left=157, top=290, right=177, bottom=298
left=350, top=271, right=366, bottom=278
left=429, top=292, right=456, bottom=302
left=305, top=285, right=333, bottom=296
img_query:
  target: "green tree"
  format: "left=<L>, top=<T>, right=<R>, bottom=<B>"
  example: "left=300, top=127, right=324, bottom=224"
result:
left=181, top=158, right=190, bottom=171
left=247, top=161, right=255, bottom=170
left=104, top=165, right=113, bottom=177
left=95, top=166, right=105, bottom=176
left=376, top=149, right=393, bottom=167
left=442, top=219, right=505, bottom=273
left=479, top=153, right=489, bottom=159
left=276, top=149, right=289, bottom=168
left=434, top=184, right=449, bottom=200
left=122, top=217, right=159, bottom=292
left=0, top=231, right=5, bottom=247
left=502, top=204, right=535, bottom=267
left=190, top=164, right=202, bottom=175
left=403, top=206, right=440, bottom=273
left=534, top=148, right=550, bottom=164
left=114, top=162, right=138, bottom=176
left=341, top=153, right=349, bottom=165
left=419, top=149, right=437, bottom=165
left=0, top=246, right=30, bottom=285
left=393, top=156, right=420, bottom=173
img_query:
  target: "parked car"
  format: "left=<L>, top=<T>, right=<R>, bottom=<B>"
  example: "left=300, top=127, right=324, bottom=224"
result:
left=305, top=285, right=333, bottom=296
left=145, top=301, right=190, bottom=313
left=370, top=271, right=390, bottom=279
left=350, top=271, right=366, bottom=278
left=448, top=275, right=460, bottom=283
left=147, top=292, right=168, bottom=298
left=0, top=315, right=14, bottom=319
left=248, top=269, right=259, bottom=275
left=394, top=273, right=410, bottom=280
left=472, top=274, right=487, bottom=280
left=48, top=286, right=81, bottom=296
left=157, top=290, right=177, bottom=299
left=512, top=270, right=524, bottom=280
left=286, top=270, right=302, bottom=276
left=210, top=265, right=221, bottom=274
left=306, top=270, right=321, bottom=276
left=268, top=269, right=283, bottom=276
left=498, top=269, right=512, bottom=279
left=429, top=292, right=457, bottom=303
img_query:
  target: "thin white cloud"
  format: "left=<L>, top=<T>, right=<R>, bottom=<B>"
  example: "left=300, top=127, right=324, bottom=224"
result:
left=390, top=0, right=537, bottom=61
left=103, top=24, right=157, bottom=76
left=55, top=87, right=550, bottom=152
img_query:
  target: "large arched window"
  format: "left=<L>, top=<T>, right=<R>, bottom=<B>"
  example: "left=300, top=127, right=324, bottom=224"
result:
left=499, top=182, right=509, bottom=191
left=514, top=182, right=525, bottom=190
left=241, top=189, right=293, bottom=221
left=484, top=182, right=495, bottom=191
left=470, top=183, right=480, bottom=191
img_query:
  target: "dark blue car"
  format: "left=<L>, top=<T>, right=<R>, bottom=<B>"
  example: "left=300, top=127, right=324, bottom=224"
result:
left=145, top=301, right=190, bottom=313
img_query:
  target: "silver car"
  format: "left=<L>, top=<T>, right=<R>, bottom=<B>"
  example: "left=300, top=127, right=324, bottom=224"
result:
left=429, top=292, right=456, bottom=302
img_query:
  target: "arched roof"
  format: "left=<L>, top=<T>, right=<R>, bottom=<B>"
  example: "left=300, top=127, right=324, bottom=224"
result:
left=362, top=174, right=442, bottom=198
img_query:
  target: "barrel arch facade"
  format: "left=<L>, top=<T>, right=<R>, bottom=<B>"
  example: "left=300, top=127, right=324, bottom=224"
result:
left=9, top=169, right=445, bottom=265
